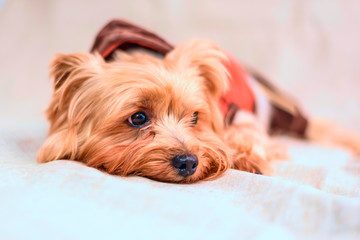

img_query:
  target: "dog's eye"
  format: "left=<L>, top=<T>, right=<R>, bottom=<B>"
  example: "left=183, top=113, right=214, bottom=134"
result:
left=191, top=112, right=198, bottom=125
left=128, top=111, right=149, bottom=128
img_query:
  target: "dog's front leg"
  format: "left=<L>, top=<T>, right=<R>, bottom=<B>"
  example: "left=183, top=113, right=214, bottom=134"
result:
left=223, top=124, right=270, bottom=175
left=222, top=111, right=276, bottom=175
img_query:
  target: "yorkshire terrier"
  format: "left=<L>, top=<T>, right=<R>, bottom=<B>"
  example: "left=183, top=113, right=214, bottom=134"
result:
left=37, top=20, right=360, bottom=183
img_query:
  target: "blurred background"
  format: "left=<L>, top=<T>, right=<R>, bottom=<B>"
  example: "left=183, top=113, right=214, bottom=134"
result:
left=0, top=0, right=359, bottom=131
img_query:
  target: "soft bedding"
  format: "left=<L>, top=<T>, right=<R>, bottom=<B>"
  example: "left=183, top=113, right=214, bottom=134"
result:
left=1, top=1, right=360, bottom=239
left=0, top=121, right=359, bottom=239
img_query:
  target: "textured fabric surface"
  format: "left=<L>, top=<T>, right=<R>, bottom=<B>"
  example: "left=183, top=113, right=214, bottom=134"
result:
left=1, top=0, right=360, bottom=239
left=0, top=121, right=359, bottom=239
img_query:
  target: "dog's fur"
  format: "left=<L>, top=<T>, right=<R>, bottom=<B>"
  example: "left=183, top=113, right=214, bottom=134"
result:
left=37, top=40, right=359, bottom=183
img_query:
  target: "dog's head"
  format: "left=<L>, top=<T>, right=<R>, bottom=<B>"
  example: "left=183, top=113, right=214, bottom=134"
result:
left=38, top=40, right=231, bottom=183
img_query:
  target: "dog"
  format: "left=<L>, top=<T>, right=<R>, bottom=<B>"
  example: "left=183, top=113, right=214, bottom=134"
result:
left=37, top=20, right=360, bottom=183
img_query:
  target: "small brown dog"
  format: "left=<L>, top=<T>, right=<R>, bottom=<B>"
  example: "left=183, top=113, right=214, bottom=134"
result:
left=37, top=20, right=360, bottom=183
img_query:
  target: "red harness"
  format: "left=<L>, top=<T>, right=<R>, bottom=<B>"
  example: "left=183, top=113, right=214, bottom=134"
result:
left=220, top=53, right=255, bottom=115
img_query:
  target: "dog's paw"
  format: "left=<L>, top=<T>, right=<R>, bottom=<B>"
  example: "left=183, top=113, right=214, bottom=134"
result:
left=265, top=140, right=289, bottom=161
left=224, top=124, right=273, bottom=175
left=231, top=145, right=272, bottom=175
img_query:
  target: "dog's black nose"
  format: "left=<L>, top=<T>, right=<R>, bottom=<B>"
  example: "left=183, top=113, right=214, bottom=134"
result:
left=172, top=154, right=198, bottom=177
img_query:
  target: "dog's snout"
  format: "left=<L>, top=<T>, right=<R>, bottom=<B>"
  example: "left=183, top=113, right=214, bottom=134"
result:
left=172, top=154, right=198, bottom=177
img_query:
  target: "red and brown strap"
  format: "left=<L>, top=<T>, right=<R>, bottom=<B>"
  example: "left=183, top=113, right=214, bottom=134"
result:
left=91, top=19, right=173, bottom=59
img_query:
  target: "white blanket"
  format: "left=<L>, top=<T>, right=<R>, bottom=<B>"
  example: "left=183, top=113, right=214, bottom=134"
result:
left=1, top=121, right=359, bottom=240
left=1, top=1, right=360, bottom=239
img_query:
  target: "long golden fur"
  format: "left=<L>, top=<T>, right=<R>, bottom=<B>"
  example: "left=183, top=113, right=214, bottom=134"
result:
left=38, top=39, right=360, bottom=183
left=37, top=40, right=273, bottom=183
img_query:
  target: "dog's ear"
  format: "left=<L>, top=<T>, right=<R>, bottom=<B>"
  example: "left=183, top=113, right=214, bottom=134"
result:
left=50, top=52, right=105, bottom=90
left=48, top=52, right=105, bottom=114
left=165, top=39, right=229, bottom=98
left=37, top=53, right=106, bottom=164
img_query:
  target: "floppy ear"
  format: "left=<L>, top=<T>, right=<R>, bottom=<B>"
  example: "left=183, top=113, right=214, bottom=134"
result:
left=50, top=52, right=105, bottom=90
left=165, top=39, right=229, bottom=98
left=37, top=53, right=105, bottom=163
left=48, top=53, right=105, bottom=113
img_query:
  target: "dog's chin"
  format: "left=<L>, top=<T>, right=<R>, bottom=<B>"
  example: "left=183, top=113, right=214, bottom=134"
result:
left=125, top=158, right=227, bottom=184
left=136, top=160, right=222, bottom=184
left=135, top=170, right=199, bottom=184
left=84, top=139, right=229, bottom=183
